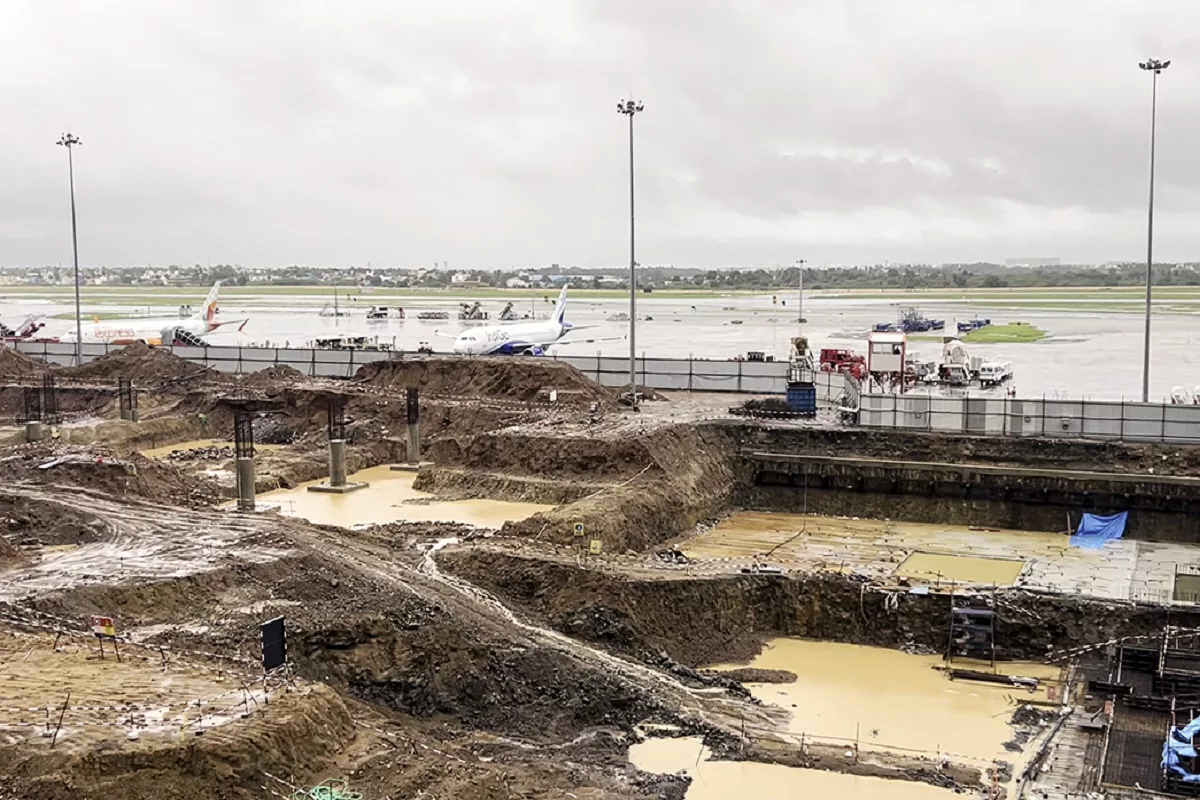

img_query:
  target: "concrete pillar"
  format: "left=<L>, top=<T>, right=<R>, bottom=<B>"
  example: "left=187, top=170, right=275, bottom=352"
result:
left=236, top=457, right=255, bottom=512
left=328, top=439, right=347, bottom=487
left=24, top=421, right=43, bottom=443
left=406, top=422, right=420, bottom=464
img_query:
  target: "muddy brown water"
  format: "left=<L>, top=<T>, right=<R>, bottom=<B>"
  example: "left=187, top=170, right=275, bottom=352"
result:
left=714, top=638, right=1059, bottom=762
left=895, top=551, right=1025, bottom=585
left=633, top=638, right=1061, bottom=798
left=685, top=512, right=1091, bottom=584
left=261, top=465, right=554, bottom=528
left=630, top=737, right=958, bottom=799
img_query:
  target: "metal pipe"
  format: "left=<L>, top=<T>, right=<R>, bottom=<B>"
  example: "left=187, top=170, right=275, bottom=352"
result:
left=1139, top=58, right=1170, bottom=403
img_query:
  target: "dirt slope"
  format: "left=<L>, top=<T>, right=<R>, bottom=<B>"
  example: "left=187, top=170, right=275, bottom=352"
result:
left=0, top=347, right=45, bottom=378
left=63, top=342, right=209, bottom=385
left=354, top=356, right=616, bottom=406
left=442, top=424, right=738, bottom=552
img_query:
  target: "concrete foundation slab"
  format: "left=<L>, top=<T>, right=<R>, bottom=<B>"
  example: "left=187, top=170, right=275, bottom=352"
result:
left=390, top=462, right=434, bottom=473
left=307, top=482, right=369, bottom=494
left=681, top=511, right=1200, bottom=605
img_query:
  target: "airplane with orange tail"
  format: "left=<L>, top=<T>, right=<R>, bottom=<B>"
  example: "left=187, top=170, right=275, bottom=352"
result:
left=60, top=281, right=247, bottom=346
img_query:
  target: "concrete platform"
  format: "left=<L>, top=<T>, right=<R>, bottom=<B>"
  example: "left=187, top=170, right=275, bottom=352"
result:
left=389, top=462, right=434, bottom=473
left=307, top=482, right=369, bottom=494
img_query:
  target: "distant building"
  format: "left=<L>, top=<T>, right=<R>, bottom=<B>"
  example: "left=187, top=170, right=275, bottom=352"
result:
left=506, top=277, right=530, bottom=289
left=1005, top=257, right=1061, bottom=268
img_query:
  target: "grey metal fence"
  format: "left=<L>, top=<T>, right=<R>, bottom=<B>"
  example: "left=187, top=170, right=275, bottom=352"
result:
left=859, top=391, right=1200, bottom=444
left=12, top=341, right=829, bottom=396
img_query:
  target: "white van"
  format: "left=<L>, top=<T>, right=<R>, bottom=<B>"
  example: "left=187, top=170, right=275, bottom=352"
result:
left=978, top=361, right=1011, bottom=387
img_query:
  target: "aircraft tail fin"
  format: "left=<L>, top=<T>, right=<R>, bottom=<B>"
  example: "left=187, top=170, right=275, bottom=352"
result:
left=552, top=284, right=568, bottom=325
left=195, top=281, right=222, bottom=327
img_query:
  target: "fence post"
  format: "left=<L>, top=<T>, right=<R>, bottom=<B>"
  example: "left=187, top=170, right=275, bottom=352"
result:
left=1162, top=400, right=1168, bottom=443
left=640, top=351, right=647, bottom=393
left=595, top=350, right=601, bottom=384
left=1120, top=399, right=1126, bottom=441
left=688, top=354, right=694, bottom=393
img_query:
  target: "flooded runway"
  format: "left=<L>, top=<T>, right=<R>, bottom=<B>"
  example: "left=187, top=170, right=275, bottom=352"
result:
left=16, top=289, right=1200, bottom=400
left=630, top=737, right=957, bottom=799
left=262, top=465, right=553, bottom=528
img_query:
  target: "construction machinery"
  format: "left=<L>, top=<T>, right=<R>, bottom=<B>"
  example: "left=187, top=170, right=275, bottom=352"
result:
left=786, top=336, right=817, bottom=416
left=819, top=348, right=866, bottom=380
left=458, top=301, right=489, bottom=321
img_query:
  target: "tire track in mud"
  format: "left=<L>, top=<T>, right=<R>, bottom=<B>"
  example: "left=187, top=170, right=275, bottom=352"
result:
left=0, top=484, right=294, bottom=602
left=292, top=526, right=789, bottom=740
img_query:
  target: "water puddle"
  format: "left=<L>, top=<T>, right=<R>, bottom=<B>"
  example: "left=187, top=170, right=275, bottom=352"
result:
left=897, top=552, right=1025, bottom=585
left=629, top=737, right=957, bottom=799
left=685, top=512, right=1097, bottom=587
left=261, top=465, right=553, bottom=528
left=712, top=639, right=1059, bottom=762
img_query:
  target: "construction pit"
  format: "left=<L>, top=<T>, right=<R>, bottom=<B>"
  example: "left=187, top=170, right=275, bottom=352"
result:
left=4, top=344, right=1200, bottom=799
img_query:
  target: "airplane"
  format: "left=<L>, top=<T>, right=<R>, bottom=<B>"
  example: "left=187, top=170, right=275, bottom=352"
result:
left=60, top=281, right=247, bottom=346
left=445, top=285, right=622, bottom=356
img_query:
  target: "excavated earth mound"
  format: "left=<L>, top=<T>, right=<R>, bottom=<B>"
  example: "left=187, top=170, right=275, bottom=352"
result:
left=239, top=364, right=308, bottom=386
left=0, top=347, right=45, bottom=378
left=63, top=342, right=209, bottom=385
left=354, top=356, right=617, bottom=407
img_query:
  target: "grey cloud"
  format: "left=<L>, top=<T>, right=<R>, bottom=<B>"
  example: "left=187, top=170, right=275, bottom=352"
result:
left=2, top=0, right=1199, bottom=267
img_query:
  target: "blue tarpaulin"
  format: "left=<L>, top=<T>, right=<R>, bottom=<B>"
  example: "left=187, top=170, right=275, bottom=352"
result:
left=1069, top=512, right=1128, bottom=549
left=1164, top=715, right=1200, bottom=781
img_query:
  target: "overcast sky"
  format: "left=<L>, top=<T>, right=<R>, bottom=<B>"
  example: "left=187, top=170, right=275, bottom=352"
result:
left=3, top=1, right=1199, bottom=269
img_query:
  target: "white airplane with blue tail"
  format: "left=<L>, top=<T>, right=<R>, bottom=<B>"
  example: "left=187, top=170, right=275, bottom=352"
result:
left=445, top=285, right=622, bottom=356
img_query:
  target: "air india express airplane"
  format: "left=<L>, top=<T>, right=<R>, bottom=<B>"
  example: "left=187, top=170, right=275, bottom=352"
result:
left=59, top=281, right=247, bottom=346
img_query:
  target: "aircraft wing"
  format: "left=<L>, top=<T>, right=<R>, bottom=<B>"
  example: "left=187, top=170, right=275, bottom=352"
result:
left=432, top=330, right=459, bottom=340
left=547, top=333, right=628, bottom=347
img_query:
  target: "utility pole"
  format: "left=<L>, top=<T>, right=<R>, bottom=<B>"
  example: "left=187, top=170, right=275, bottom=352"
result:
left=56, top=133, right=83, bottom=366
left=617, top=98, right=644, bottom=410
left=1139, top=58, right=1170, bottom=403
left=796, top=258, right=806, bottom=325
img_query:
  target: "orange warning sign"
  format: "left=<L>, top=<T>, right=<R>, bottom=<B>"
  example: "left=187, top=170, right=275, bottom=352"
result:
left=90, top=615, right=116, bottom=638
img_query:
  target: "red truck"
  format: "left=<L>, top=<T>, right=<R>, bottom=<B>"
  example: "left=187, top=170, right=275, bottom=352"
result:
left=819, top=348, right=866, bottom=380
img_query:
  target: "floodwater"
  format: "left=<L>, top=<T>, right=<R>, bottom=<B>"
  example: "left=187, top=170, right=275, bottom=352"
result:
left=896, top=552, right=1025, bottom=586
left=712, top=638, right=1060, bottom=762
left=629, top=737, right=958, bottom=800
left=261, top=465, right=553, bottom=528
left=685, top=511, right=1082, bottom=585
left=16, top=289, right=1200, bottom=400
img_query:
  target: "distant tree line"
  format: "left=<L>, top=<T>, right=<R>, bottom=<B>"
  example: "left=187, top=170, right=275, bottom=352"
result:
left=6, top=261, right=1200, bottom=291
